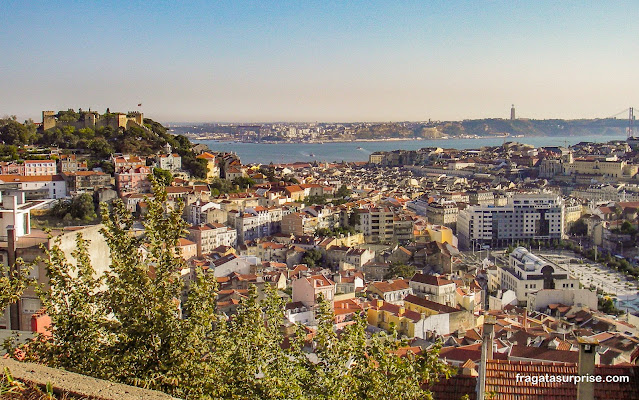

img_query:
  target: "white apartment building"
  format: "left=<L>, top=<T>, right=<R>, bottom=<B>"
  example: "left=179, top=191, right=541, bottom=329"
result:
left=156, top=153, right=182, bottom=171
left=570, top=184, right=639, bottom=203
left=301, top=205, right=340, bottom=230
left=228, top=206, right=283, bottom=243
left=187, top=223, right=237, bottom=256
left=409, top=273, right=457, bottom=307
left=0, top=175, right=67, bottom=200
left=498, top=247, right=579, bottom=306
left=186, top=200, right=221, bottom=225
left=457, top=193, right=564, bottom=250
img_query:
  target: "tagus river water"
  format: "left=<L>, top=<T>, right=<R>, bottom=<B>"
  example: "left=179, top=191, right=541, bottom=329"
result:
left=194, top=135, right=626, bottom=164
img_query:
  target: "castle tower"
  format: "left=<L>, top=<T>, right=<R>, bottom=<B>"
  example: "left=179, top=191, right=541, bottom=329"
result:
left=510, top=104, right=516, bottom=120
left=84, top=112, right=97, bottom=128
left=42, top=111, right=56, bottom=130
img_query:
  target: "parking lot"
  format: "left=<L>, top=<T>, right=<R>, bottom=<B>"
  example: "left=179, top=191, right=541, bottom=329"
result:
left=539, top=251, right=639, bottom=313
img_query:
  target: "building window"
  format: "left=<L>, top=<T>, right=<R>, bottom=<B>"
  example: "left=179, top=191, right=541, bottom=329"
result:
left=22, top=298, right=41, bottom=314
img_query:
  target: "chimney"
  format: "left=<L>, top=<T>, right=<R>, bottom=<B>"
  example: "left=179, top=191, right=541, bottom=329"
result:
left=577, top=337, right=599, bottom=400
left=3, top=195, right=17, bottom=211
left=398, top=306, right=405, bottom=316
left=476, top=315, right=496, bottom=400
left=376, top=299, right=383, bottom=308
left=7, top=226, right=20, bottom=331
left=523, top=308, right=528, bottom=331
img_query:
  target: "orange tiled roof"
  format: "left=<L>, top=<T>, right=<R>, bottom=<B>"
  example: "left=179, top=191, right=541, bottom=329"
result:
left=430, top=360, right=639, bottom=400
left=369, top=279, right=410, bottom=294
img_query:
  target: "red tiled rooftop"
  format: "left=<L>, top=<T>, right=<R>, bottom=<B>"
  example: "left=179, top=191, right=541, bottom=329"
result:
left=430, top=360, right=639, bottom=400
left=410, top=273, right=454, bottom=286
left=369, top=279, right=410, bottom=293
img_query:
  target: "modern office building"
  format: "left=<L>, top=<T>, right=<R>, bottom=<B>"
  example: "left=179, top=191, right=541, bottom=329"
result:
left=457, top=193, right=564, bottom=249
left=497, top=247, right=579, bottom=306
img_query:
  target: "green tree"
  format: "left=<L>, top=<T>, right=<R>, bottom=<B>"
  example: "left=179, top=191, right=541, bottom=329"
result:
left=598, top=297, right=621, bottom=315
left=182, top=156, right=208, bottom=179
left=304, top=194, right=328, bottom=205
left=348, top=210, right=361, bottom=227
left=19, top=176, right=219, bottom=398
left=302, top=249, right=323, bottom=268
left=0, top=121, right=29, bottom=145
left=0, top=144, right=19, bottom=161
left=259, top=167, right=276, bottom=182
left=152, top=167, right=173, bottom=186
left=0, top=262, right=31, bottom=313
left=206, top=284, right=306, bottom=399
left=384, top=263, right=416, bottom=280
left=336, top=185, right=351, bottom=198
left=301, top=296, right=453, bottom=400
left=51, top=194, right=97, bottom=222
left=209, top=177, right=234, bottom=194
left=57, top=109, right=80, bottom=122
left=97, top=176, right=217, bottom=396
left=23, top=234, right=111, bottom=376
left=11, top=177, right=454, bottom=399
left=232, top=176, right=255, bottom=190
left=70, top=193, right=97, bottom=221
left=569, top=219, right=588, bottom=236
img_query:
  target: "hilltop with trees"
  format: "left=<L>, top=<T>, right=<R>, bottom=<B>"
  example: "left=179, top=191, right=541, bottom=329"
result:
left=0, top=111, right=208, bottom=179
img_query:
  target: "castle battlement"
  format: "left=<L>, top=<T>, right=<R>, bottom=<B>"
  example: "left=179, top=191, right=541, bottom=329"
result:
left=41, top=109, right=144, bottom=131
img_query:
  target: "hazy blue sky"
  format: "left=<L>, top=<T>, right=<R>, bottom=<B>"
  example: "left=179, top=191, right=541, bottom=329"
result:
left=1, top=1, right=638, bottom=123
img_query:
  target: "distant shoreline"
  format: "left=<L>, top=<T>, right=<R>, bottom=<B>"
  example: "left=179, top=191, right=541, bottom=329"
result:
left=191, top=133, right=612, bottom=144
left=193, top=134, right=627, bottom=164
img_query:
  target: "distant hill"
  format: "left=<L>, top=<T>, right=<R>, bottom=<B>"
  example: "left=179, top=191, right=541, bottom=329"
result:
left=376, top=118, right=629, bottom=139
left=170, top=118, right=630, bottom=140
left=446, top=118, right=628, bottom=137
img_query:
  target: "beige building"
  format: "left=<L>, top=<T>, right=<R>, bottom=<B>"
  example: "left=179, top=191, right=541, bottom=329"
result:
left=23, top=160, right=57, bottom=176
left=564, top=158, right=638, bottom=179
left=426, top=202, right=459, bottom=230
left=1, top=224, right=111, bottom=331
left=281, top=212, right=318, bottom=236
left=368, top=279, right=413, bottom=305
left=368, top=153, right=384, bottom=164
left=468, top=190, right=494, bottom=206
left=292, top=274, right=336, bottom=308
left=563, top=198, right=583, bottom=236
left=58, top=154, right=88, bottom=173
left=425, top=224, right=455, bottom=245
left=357, top=207, right=395, bottom=243
left=196, top=152, right=220, bottom=180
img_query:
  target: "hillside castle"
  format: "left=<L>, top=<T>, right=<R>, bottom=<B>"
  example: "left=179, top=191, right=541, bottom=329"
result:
left=42, top=110, right=144, bottom=131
